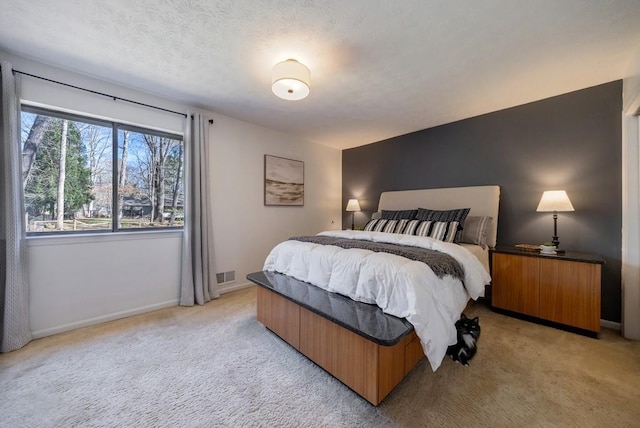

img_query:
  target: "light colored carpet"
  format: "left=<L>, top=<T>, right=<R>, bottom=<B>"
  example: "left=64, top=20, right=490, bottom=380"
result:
left=1, top=286, right=639, bottom=427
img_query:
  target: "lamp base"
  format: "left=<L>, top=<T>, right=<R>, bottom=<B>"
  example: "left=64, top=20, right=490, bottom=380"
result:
left=551, top=236, right=564, bottom=253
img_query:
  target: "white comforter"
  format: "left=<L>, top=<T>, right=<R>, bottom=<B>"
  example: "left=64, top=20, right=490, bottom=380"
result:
left=263, top=230, right=491, bottom=371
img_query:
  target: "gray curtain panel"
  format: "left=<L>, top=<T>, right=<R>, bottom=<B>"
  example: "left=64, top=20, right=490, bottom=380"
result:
left=1, top=61, right=31, bottom=352
left=179, top=113, right=218, bottom=306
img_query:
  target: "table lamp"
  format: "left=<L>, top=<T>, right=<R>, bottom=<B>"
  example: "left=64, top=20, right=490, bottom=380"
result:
left=536, top=190, right=574, bottom=252
left=346, top=199, right=361, bottom=230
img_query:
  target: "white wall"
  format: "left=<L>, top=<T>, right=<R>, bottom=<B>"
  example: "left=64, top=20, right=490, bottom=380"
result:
left=28, top=233, right=183, bottom=337
left=1, top=51, right=342, bottom=337
left=622, top=47, right=640, bottom=339
left=211, top=115, right=342, bottom=293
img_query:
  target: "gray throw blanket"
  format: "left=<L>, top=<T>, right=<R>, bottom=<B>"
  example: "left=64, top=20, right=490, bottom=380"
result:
left=289, top=236, right=464, bottom=281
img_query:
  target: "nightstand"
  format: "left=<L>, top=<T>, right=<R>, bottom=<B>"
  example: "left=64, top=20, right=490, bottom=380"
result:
left=490, top=247, right=604, bottom=335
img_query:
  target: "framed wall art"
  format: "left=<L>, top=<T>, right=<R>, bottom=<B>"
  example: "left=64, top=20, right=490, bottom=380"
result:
left=264, top=154, right=304, bottom=206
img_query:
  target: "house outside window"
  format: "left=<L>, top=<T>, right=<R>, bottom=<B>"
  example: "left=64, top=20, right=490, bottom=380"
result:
left=20, top=106, right=184, bottom=234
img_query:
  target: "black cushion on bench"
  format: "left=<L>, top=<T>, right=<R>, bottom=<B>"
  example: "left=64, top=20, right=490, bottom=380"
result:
left=247, top=271, right=414, bottom=346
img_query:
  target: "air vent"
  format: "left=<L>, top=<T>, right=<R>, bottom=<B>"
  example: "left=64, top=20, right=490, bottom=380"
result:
left=216, top=270, right=236, bottom=285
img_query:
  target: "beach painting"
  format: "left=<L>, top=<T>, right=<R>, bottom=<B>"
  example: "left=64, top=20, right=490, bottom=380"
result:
left=264, top=155, right=304, bottom=206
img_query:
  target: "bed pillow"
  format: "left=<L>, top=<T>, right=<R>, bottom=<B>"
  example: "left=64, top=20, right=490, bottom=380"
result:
left=364, top=218, right=384, bottom=231
left=461, top=216, right=493, bottom=247
left=415, top=208, right=471, bottom=242
left=401, top=219, right=421, bottom=235
left=363, top=218, right=409, bottom=233
left=380, top=209, right=417, bottom=220
left=406, top=220, right=459, bottom=243
left=415, top=207, right=471, bottom=223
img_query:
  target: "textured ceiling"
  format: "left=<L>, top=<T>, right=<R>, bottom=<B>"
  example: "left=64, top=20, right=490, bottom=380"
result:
left=1, top=0, right=640, bottom=150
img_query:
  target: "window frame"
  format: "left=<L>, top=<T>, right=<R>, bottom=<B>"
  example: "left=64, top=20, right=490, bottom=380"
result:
left=21, top=104, right=185, bottom=237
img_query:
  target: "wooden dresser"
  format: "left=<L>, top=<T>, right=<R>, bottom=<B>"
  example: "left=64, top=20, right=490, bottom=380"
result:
left=490, top=247, right=604, bottom=335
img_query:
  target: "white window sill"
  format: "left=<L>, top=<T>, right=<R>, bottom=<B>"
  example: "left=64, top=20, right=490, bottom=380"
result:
left=26, top=229, right=183, bottom=247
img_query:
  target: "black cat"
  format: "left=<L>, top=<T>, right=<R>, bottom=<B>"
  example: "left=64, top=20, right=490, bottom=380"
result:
left=446, top=313, right=480, bottom=366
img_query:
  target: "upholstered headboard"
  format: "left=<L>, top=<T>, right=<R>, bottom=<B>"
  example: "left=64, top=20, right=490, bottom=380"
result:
left=377, top=185, right=501, bottom=247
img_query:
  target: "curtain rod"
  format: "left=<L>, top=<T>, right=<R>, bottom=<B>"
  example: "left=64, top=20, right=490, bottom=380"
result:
left=13, top=69, right=188, bottom=118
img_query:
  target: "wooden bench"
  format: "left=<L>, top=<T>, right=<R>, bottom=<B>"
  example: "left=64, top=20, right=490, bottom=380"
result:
left=247, top=271, right=425, bottom=405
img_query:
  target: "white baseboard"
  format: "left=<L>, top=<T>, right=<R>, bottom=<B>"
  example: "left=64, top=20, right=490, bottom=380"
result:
left=31, top=284, right=254, bottom=339
left=600, top=319, right=621, bottom=331
left=31, top=299, right=179, bottom=339
left=219, top=281, right=253, bottom=294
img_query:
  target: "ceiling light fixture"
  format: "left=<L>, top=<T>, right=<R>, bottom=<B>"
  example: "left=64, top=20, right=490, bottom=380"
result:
left=271, top=59, right=310, bottom=101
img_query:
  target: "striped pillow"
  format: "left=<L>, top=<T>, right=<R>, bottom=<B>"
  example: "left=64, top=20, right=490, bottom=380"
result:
left=415, top=208, right=470, bottom=242
left=364, top=218, right=409, bottom=233
left=364, top=218, right=386, bottom=231
left=381, top=209, right=418, bottom=220
left=415, top=207, right=471, bottom=223
left=402, top=219, right=421, bottom=235
left=406, top=220, right=459, bottom=243
left=382, top=219, right=410, bottom=233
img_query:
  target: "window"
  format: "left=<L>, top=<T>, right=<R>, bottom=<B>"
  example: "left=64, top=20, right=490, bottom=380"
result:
left=21, top=106, right=184, bottom=234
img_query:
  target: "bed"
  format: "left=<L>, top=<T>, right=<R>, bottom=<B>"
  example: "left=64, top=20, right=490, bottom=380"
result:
left=248, top=185, right=500, bottom=405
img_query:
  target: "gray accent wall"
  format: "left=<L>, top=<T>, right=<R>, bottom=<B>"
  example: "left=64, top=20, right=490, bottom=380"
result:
left=342, top=81, right=622, bottom=323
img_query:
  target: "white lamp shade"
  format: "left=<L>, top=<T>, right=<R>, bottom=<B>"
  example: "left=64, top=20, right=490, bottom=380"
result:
left=536, top=190, right=575, bottom=212
left=346, top=199, right=361, bottom=212
left=272, top=59, right=310, bottom=101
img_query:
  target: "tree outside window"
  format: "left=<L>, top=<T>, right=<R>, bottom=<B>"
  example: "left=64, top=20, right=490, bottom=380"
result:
left=21, top=107, right=184, bottom=234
